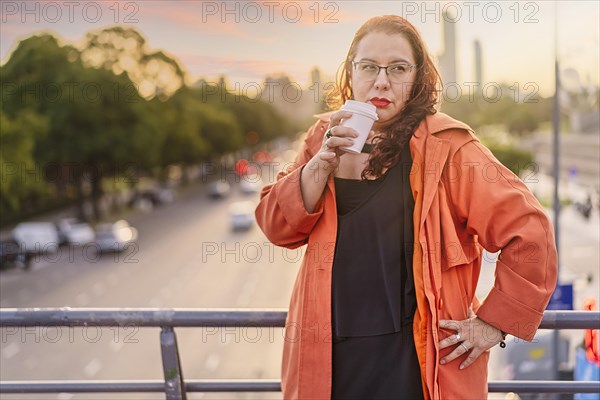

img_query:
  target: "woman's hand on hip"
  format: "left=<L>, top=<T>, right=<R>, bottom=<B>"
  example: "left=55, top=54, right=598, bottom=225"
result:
left=438, top=317, right=504, bottom=370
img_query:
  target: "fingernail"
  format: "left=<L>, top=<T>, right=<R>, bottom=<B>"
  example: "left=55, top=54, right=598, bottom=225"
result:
left=440, top=359, right=446, bottom=365
left=459, top=365, right=465, bottom=370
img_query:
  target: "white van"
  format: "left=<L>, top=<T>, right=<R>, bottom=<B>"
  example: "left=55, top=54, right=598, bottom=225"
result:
left=12, top=222, right=60, bottom=254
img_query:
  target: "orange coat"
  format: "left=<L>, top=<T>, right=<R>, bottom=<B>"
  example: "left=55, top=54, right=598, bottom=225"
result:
left=255, top=111, right=558, bottom=399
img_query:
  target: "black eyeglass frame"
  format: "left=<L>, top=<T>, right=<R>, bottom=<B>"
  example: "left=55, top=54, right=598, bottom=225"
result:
left=350, top=60, right=418, bottom=79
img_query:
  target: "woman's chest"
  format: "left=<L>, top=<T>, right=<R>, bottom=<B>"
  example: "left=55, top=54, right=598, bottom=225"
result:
left=334, top=152, right=389, bottom=180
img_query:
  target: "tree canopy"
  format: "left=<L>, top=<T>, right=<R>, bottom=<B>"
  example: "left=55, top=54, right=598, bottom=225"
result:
left=1, top=29, right=292, bottom=224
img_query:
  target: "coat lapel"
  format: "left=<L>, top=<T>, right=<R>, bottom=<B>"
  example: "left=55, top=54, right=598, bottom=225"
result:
left=419, top=135, right=451, bottom=231
left=410, top=114, right=461, bottom=400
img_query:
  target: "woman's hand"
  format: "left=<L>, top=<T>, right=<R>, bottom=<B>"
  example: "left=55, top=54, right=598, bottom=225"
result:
left=317, top=111, right=359, bottom=173
left=438, top=317, right=504, bottom=370
left=299, top=110, right=375, bottom=213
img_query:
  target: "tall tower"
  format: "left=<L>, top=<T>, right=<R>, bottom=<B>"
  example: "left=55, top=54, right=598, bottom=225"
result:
left=309, top=66, right=321, bottom=88
left=474, top=39, right=483, bottom=85
left=438, top=9, right=457, bottom=85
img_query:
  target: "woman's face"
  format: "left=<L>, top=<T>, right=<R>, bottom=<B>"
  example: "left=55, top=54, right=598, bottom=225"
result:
left=350, top=31, right=417, bottom=127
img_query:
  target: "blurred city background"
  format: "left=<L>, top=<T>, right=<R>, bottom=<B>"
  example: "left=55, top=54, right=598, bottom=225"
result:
left=0, top=1, right=598, bottom=399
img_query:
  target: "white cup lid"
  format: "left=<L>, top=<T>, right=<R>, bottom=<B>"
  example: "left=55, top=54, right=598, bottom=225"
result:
left=341, top=100, right=378, bottom=120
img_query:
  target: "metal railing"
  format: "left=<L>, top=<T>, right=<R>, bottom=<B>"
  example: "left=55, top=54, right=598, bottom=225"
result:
left=0, top=309, right=599, bottom=399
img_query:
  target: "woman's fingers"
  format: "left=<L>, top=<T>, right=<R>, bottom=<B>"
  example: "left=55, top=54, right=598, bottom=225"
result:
left=438, top=317, right=501, bottom=369
left=320, top=125, right=357, bottom=163
left=325, top=126, right=359, bottom=143
left=438, top=333, right=462, bottom=350
left=317, top=112, right=359, bottom=170
left=325, top=135, right=355, bottom=149
left=438, top=319, right=466, bottom=365
left=330, top=111, right=353, bottom=126
left=459, top=347, right=484, bottom=370
left=439, top=340, right=472, bottom=366
left=440, top=341, right=484, bottom=370
left=318, top=151, right=336, bottom=161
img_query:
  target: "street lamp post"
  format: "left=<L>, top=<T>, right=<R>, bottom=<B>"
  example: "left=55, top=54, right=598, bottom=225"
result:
left=552, top=2, right=561, bottom=383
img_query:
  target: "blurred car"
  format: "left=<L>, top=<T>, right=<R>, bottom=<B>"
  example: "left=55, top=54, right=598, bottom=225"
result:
left=239, top=174, right=264, bottom=195
left=95, top=220, right=138, bottom=252
left=208, top=181, right=231, bottom=199
left=130, top=187, right=175, bottom=210
left=56, top=218, right=95, bottom=245
left=12, top=222, right=60, bottom=254
left=229, top=201, right=255, bottom=231
left=0, top=239, right=31, bottom=270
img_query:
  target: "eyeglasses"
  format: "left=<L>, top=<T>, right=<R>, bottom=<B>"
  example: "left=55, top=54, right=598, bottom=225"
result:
left=351, top=60, right=417, bottom=83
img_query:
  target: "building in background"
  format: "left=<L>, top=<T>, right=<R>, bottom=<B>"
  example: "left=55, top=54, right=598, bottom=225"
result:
left=260, top=68, right=323, bottom=124
left=474, top=39, right=483, bottom=85
left=438, top=10, right=457, bottom=86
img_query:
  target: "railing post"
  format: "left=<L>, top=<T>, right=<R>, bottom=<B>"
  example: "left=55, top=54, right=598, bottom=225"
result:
left=160, top=327, right=187, bottom=400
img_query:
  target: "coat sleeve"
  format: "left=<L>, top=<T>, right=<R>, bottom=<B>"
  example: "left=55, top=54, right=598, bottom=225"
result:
left=444, top=138, right=558, bottom=341
left=255, top=120, right=327, bottom=249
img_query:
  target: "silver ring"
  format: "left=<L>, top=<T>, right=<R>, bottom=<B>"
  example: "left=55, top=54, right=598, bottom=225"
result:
left=325, top=129, right=333, bottom=139
left=455, top=333, right=461, bottom=342
left=460, top=343, right=469, bottom=352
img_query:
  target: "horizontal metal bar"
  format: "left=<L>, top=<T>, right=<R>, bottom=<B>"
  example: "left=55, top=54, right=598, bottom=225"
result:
left=0, top=308, right=288, bottom=328
left=539, top=310, right=600, bottom=329
left=489, top=381, right=600, bottom=393
left=185, top=379, right=281, bottom=392
left=1, top=380, right=598, bottom=394
left=1, top=309, right=598, bottom=329
left=0, top=380, right=281, bottom=393
left=0, top=380, right=166, bottom=393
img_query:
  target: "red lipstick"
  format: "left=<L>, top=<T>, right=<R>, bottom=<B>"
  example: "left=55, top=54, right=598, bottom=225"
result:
left=370, top=97, right=391, bottom=108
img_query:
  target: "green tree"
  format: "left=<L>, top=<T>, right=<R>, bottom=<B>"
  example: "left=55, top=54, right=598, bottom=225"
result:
left=197, top=105, right=243, bottom=155
left=192, top=84, right=293, bottom=145
left=440, top=84, right=550, bottom=135
left=484, top=143, right=534, bottom=178
left=0, top=109, right=50, bottom=222
left=2, top=30, right=299, bottom=223
left=160, top=88, right=210, bottom=168
left=80, top=26, right=186, bottom=100
left=2, top=34, right=166, bottom=221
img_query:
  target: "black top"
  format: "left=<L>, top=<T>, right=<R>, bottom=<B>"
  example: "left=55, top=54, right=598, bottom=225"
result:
left=331, top=144, right=416, bottom=337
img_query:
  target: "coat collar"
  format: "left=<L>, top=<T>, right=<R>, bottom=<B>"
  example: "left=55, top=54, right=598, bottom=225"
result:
left=418, top=112, right=474, bottom=137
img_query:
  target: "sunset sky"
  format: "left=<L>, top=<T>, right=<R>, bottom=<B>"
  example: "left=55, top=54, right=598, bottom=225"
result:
left=1, top=1, right=598, bottom=97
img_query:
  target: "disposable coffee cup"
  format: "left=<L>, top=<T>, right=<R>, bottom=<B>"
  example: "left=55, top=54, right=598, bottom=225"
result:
left=339, top=100, right=379, bottom=154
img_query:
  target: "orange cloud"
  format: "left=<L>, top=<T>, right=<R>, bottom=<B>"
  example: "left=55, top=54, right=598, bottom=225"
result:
left=140, top=3, right=241, bottom=35
left=175, top=52, right=310, bottom=83
left=138, top=1, right=361, bottom=34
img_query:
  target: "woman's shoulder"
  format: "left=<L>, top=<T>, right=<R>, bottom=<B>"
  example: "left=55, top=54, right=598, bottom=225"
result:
left=424, top=112, right=476, bottom=137
left=421, top=111, right=480, bottom=147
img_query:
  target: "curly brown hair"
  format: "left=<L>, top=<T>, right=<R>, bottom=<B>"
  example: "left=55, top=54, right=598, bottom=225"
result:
left=328, top=15, right=443, bottom=179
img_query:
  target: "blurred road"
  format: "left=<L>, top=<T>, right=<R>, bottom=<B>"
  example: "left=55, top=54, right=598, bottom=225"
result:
left=0, top=181, right=296, bottom=400
left=1, top=172, right=598, bottom=400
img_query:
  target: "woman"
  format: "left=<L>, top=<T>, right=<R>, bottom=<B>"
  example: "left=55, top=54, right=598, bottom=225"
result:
left=255, top=15, right=557, bottom=400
